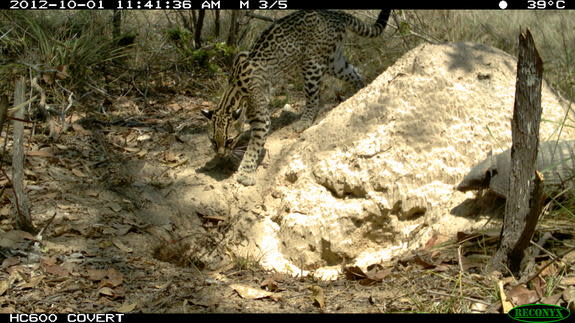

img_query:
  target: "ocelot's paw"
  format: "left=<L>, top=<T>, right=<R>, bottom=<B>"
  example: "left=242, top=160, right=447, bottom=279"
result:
left=235, top=170, right=256, bottom=186
left=293, top=119, right=312, bottom=133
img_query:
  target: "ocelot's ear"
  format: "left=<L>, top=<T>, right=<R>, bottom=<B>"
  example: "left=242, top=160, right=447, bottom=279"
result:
left=232, top=108, right=242, bottom=120
left=201, top=109, right=213, bottom=120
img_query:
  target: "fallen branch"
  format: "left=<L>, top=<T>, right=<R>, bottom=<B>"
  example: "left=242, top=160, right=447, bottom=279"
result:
left=36, top=211, right=56, bottom=240
left=6, top=95, right=37, bottom=116
left=427, top=290, right=491, bottom=306
left=519, top=244, right=575, bottom=286
left=30, top=76, right=51, bottom=119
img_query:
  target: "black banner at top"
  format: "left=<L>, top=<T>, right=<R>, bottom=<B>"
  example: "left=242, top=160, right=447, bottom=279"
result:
left=2, top=0, right=572, bottom=10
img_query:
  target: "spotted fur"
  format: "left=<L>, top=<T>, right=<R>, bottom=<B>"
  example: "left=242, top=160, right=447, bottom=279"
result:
left=202, top=10, right=391, bottom=186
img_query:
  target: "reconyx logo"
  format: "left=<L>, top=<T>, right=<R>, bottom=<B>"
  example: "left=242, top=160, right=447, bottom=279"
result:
left=508, top=304, right=571, bottom=323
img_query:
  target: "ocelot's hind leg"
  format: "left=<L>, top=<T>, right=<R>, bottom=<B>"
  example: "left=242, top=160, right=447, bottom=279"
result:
left=329, top=45, right=365, bottom=91
left=293, top=61, right=327, bottom=132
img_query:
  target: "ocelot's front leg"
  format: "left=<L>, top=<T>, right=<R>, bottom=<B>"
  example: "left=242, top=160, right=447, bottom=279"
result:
left=235, top=97, right=270, bottom=186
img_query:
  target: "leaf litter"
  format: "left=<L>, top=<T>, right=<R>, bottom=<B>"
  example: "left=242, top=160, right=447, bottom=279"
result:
left=0, top=81, right=574, bottom=313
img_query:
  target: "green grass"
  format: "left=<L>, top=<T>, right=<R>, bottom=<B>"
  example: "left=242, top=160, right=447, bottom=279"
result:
left=401, top=10, right=575, bottom=101
left=0, top=11, right=129, bottom=107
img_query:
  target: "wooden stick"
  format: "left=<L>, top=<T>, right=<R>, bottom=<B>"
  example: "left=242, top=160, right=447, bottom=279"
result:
left=11, top=77, right=35, bottom=232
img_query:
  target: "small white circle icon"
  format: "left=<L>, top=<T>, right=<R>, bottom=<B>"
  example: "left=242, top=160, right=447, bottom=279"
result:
left=499, top=0, right=508, bottom=9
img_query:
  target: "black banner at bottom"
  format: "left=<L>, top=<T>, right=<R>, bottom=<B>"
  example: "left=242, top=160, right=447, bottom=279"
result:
left=0, top=313, right=515, bottom=323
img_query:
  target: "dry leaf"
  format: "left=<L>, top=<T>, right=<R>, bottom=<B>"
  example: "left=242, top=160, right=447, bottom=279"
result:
left=42, top=72, right=54, bottom=85
left=308, top=285, right=325, bottom=309
left=55, top=144, right=68, bottom=150
left=260, top=274, right=284, bottom=292
left=85, top=269, right=107, bottom=281
left=56, top=65, right=69, bottom=79
left=84, top=190, right=99, bottom=197
left=43, top=263, right=69, bottom=277
left=99, top=240, right=113, bottom=249
left=137, top=134, right=152, bottom=141
left=57, top=203, right=77, bottom=210
left=344, top=266, right=367, bottom=281
left=541, top=292, right=563, bottom=306
left=424, top=234, right=440, bottom=249
left=460, top=255, right=483, bottom=271
left=0, top=205, right=11, bottom=216
left=24, top=169, right=38, bottom=178
left=413, top=255, right=436, bottom=269
left=2, top=257, right=20, bottom=268
left=0, top=280, right=9, bottom=295
left=137, top=149, right=148, bottom=158
left=124, top=147, right=140, bottom=153
left=508, top=285, right=539, bottom=306
left=113, top=224, right=133, bottom=236
left=360, top=267, right=392, bottom=286
left=105, top=268, right=123, bottom=287
left=42, top=241, right=75, bottom=253
left=112, top=239, right=133, bottom=253
left=20, top=275, right=44, bottom=289
left=532, top=276, right=545, bottom=298
left=562, top=287, right=575, bottom=306
left=0, top=230, right=36, bottom=248
left=166, top=103, right=182, bottom=112
left=470, top=302, right=488, bottom=313
left=230, top=283, right=278, bottom=300
left=98, top=287, right=115, bottom=296
left=498, top=280, right=514, bottom=313
left=562, top=250, right=575, bottom=265
left=164, top=151, right=178, bottom=162
left=72, top=169, right=87, bottom=178
left=0, top=306, right=15, bottom=313
left=540, top=260, right=559, bottom=276
left=27, top=150, right=54, bottom=157
left=116, top=302, right=137, bottom=313
left=72, top=123, right=90, bottom=135
left=52, top=223, right=76, bottom=237
left=108, top=203, right=123, bottom=213
left=560, top=276, right=575, bottom=286
left=42, top=192, right=59, bottom=200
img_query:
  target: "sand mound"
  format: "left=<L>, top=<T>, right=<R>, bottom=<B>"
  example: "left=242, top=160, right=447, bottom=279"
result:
left=179, top=42, right=574, bottom=280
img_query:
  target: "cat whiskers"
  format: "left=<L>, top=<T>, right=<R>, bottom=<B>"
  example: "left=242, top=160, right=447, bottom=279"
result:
left=231, top=145, right=247, bottom=161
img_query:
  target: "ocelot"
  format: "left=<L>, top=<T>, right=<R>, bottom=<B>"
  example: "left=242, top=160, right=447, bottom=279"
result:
left=202, top=10, right=391, bottom=186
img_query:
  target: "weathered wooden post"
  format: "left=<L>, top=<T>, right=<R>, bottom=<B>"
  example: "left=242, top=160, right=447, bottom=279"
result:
left=491, top=29, right=544, bottom=276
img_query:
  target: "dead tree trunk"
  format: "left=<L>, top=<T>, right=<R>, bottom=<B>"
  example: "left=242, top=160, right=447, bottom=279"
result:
left=12, top=77, right=35, bottom=233
left=112, top=10, right=122, bottom=38
left=491, top=29, right=544, bottom=276
left=227, top=10, right=239, bottom=47
left=194, top=10, right=206, bottom=48
left=213, top=11, right=220, bottom=37
left=177, top=10, right=193, bottom=33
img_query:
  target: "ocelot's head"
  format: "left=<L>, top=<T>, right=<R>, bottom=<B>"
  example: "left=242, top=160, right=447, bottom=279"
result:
left=201, top=95, right=246, bottom=159
left=202, top=52, right=250, bottom=159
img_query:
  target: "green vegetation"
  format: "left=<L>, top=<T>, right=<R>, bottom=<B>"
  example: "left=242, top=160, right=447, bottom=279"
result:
left=1, top=10, right=573, bottom=109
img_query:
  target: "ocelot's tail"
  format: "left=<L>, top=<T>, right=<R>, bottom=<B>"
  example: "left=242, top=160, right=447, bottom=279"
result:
left=346, top=10, right=391, bottom=38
